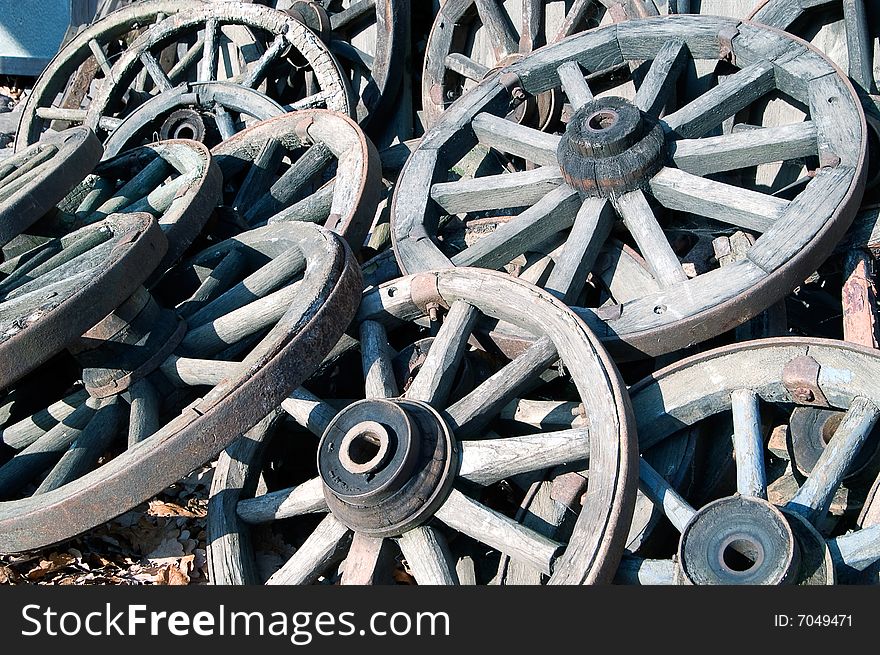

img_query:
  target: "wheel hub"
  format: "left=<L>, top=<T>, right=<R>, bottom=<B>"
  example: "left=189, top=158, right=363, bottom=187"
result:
left=557, top=96, right=665, bottom=198
left=318, top=398, right=458, bottom=537
left=788, top=407, right=880, bottom=481
left=159, top=108, right=207, bottom=143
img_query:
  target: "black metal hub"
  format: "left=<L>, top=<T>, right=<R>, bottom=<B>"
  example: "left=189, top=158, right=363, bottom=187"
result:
left=557, top=96, right=664, bottom=198
left=318, top=398, right=458, bottom=537
left=159, top=109, right=207, bottom=142
left=788, top=407, right=880, bottom=482
left=677, top=496, right=798, bottom=585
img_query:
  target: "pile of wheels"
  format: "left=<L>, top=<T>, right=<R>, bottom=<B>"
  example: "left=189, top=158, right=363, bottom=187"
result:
left=2, top=0, right=880, bottom=585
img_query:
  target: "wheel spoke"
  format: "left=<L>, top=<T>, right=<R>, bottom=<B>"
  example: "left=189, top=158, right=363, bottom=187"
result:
left=731, top=388, right=767, bottom=499
left=649, top=166, right=789, bottom=233
left=127, top=378, right=161, bottom=447
left=0, top=390, right=89, bottom=450
left=459, top=428, right=590, bottom=486
left=557, top=61, right=593, bottom=111
left=663, top=61, right=775, bottom=138
left=671, top=122, right=818, bottom=176
left=452, top=185, right=580, bottom=270
left=35, top=107, right=88, bottom=124
left=177, top=249, right=247, bottom=320
left=159, top=356, right=241, bottom=387
left=500, top=399, right=585, bottom=429
left=236, top=477, right=328, bottom=524
left=444, top=53, right=489, bottom=82
left=139, top=51, right=173, bottom=93
left=842, top=0, right=873, bottom=91
left=213, top=104, right=236, bottom=140
left=520, top=0, right=542, bottom=53
left=242, top=33, right=286, bottom=89
left=266, top=514, right=351, bottom=585
left=435, top=488, right=562, bottom=576
left=638, top=457, right=697, bottom=533
left=90, top=156, right=172, bottom=221
left=446, top=335, right=558, bottom=437
left=786, top=397, right=880, bottom=523
left=405, top=300, right=479, bottom=407
left=87, top=38, right=114, bottom=80
left=329, top=0, right=376, bottom=31
left=360, top=320, right=399, bottom=399
left=554, top=0, right=592, bottom=41
left=614, top=555, right=676, bottom=585
left=471, top=112, right=561, bottom=166
left=281, top=388, right=338, bottom=438
left=168, top=36, right=205, bottom=84
left=199, top=17, right=219, bottom=82
left=634, top=39, right=688, bottom=116
left=430, top=166, right=562, bottom=215
left=341, top=534, right=388, bottom=585
left=475, top=0, right=519, bottom=59
left=397, top=527, right=458, bottom=585
left=544, top=197, right=613, bottom=303
left=829, top=523, right=880, bottom=571
left=231, top=137, right=285, bottom=215
left=612, top=189, right=687, bottom=288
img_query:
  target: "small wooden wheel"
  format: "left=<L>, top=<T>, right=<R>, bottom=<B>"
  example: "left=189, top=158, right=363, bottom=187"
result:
left=211, top=110, right=382, bottom=251
left=83, top=4, right=354, bottom=152
left=0, top=128, right=103, bottom=247
left=281, top=0, right=409, bottom=135
left=208, top=267, right=636, bottom=585
left=0, top=222, right=362, bottom=552
left=13, top=0, right=204, bottom=151
left=616, top=338, right=880, bottom=585
left=393, top=15, right=867, bottom=359
left=422, top=0, right=660, bottom=130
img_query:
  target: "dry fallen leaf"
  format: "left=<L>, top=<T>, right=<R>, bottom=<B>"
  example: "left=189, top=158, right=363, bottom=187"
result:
left=157, top=564, right=190, bottom=586
left=148, top=500, right=198, bottom=518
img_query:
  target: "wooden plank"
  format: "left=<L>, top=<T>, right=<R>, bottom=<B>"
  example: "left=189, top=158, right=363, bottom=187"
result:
left=616, top=14, right=731, bottom=60
left=809, top=72, right=863, bottom=167
left=634, top=39, right=688, bottom=116
left=471, top=112, right=561, bottom=166
left=430, top=166, right=563, bottom=215
left=731, top=388, right=767, bottom=499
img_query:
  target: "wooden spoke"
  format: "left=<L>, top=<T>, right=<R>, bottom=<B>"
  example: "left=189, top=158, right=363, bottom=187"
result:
left=341, top=534, right=387, bottom=586
left=242, top=33, right=287, bottom=89
left=634, top=39, right=688, bottom=116
left=444, top=53, right=489, bottom=82
left=34, top=398, right=124, bottom=494
left=168, top=37, right=205, bottom=84
left=405, top=300, right=480, bottom=406
left=397, top=527, right=458, bottom=585
left=842, top=0, right=873, bottom=92
left=430, top=166, right=563, bottom=215
left=475, top=0, right=519, bottom=59
left=638, top=457, right=697, bottom=533
left=35, top=107, right=88, bottom=123
left=266, top=514, right=351, bottom=585
left=360, top=320, right=399, bottom=399
left=87, top=38, right=114, bottom=79
left=829, top=523, right=880, bottom=571
left=281, top=388, right=337, bottom=438
left=159, top=356, right=241, bottom=388
left=614, top=555, right=677, bottom=585
left=649, top=167, right=789, bottom=233
left=663, top=61, right=775, bottom=138
left=519, top=0, right=542, bottom=53
left=446, top=335, right=558, bottom=437
left=0, top=390, right=89, bottom=450
left=452, top=185, right=580, bottom=270
left=236, top=477, right=328, bottom=524
left=471, top=112, right=561, bottom=166
left=199, top=17, right=219, bottom=82
left=786, top=397, right=880, bottom=523
left=459, top=429, right=590, bottom=486
left=231, top=138, right=285, bottom=214
left=213, top=104, right=236, bottom=141
left=90, top=156, right=172, bottom=220
left=554, top=0, right=592, bottom=41
left=329, top=0, right=376, bottom=31
left=731, top=389, right=767, bottom=499
left=671, top=122, right=818, bottom=176
left=127, top=379, right=161, bottom=448
left=612, top=189, right=687, bottom=288
left=544, top=197, right=613, bottom=303
left=287, top=91, right=333, bottom=111
left=139, top=51, right=173, bottom=93
left=177, top=249, right=247, bottom=319
left=500, top=399, right=585, bottom=429
left=557, top=61, right=593, bottom=111
left=435, top=489, right=562, bottom=576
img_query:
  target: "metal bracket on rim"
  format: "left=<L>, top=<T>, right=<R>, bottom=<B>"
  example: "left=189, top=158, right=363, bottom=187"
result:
left=782, top=355, right=830, bottom=407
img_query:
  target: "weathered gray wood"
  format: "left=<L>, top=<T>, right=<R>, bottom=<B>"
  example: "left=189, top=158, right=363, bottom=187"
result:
left=786, top=397, right=880, bottom=522
left=664, top=61, right=775, bottom=138
left=649, top=166, right=789, bottom=233
left=405, top=300, right=479, bottom=406
left=232, top=137, right=284, bottom=213
left=177, top=249, right=247, bottom=320
left=446, top=335, right=558, bottom=437
left=459, top=429, right=590, bottom=486
left=360, top=320, right=399, bottom=399
left=613, top=555, right=676, bottom=585
left=809, top=72, right=862, bottom=167
left=340, top=534, right=388, bottom=586
left=638, top=456, right=697, bottom=533
left=557, top=61, right=593, bottom=111
left=445, top=53, right=490, bottom=82
left=159, top=356, right=241, bottom=388
left=634, top=39, right=688, bottom=116
left=842, top=0, right=873, bottom=92
left=545, top=197, right=613, bottom=303
left=435, top=488, right=562, bottom=576
left=751, top=0, right=803, bottom=30
left=266, top=514, right=352, bottom=585
left=281, top=388, right=337, bottom=437
left=127, top=378, right=161, bottom=448
left=92, top=156, right=171, bottom=220
left=430, top=166, right=563, bottom=215
left=829, top=523, right=880, bottom=571
left=500, top=399, right=585, bottom=428
left=842, top=249, right=878, bottom=347
left=613, top=190, right=687, bottom=288
left=200, top=17, right=219, bottom=82
left=139, top=51, right=173, bottom=93
left=597, top=242, right=661, bottom=304
left=236, top=477, right=328, bottom=524
left=731, top=388, right=767, bottom=500
left=670, top=122, right=818, bottom=176
left=455, top=556, right=477, bottom=585
left=471, top=112, right=561, bottom=166
left=397, top=526, right=459, bottom=585
left=242, top=34, right=287, bottom=89
left=452, top=185, right=581, bottom=269
left=474, top=0, right=518, bottom=59
left=124, top=172, right=195, bottom=217
left=0, top=390, right=89, bottom=450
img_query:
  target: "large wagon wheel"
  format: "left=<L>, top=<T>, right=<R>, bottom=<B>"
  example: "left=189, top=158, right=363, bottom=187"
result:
left=211, top=109, right=381, bottom=250
left=0, top=127, right=103, bottom=247
left=281, top=0, right=409, bottom=132
left=83, top=4, right=353, bottom=154
left=393, top=15, right=867, bottom=359
left=208, top=267, right=637, bottom=585
left=0, top=222, right=362, bottom=552
left=422, top=0, right=661, bottom=130
left=13, top=0, right=203, bottom=151
left=615, top=338, right=880, bottom=585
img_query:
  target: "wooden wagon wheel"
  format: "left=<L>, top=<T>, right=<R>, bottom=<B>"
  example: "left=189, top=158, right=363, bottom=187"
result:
left=614, top=338, right=880, bottom=585
left=281, top=0, right=409, bottom=133
left=13, top=0, right=204, bottom=151
left=208, top=267, right=636, bottom=585
left=83, top=4, right=354, bottom=153
left=211, top=109, right=382, bottom=251
left=0, top=222, right=362, bottom=553
left=421, top=0, right=661, bottom=131
left=393, top=15, right=867, bottom=360
left=0, top=127, right=103, bottom=247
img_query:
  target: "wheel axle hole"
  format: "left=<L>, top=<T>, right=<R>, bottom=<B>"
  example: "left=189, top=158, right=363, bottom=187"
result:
left=588, top=110, right=617, bottom=131
left=173, top=124, right=198, bottom=140
left=821, top=414, right=843, bottom=446
left=722, top=538, right=761, bottom=573
left=347, top=432, right=382, bottom=466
